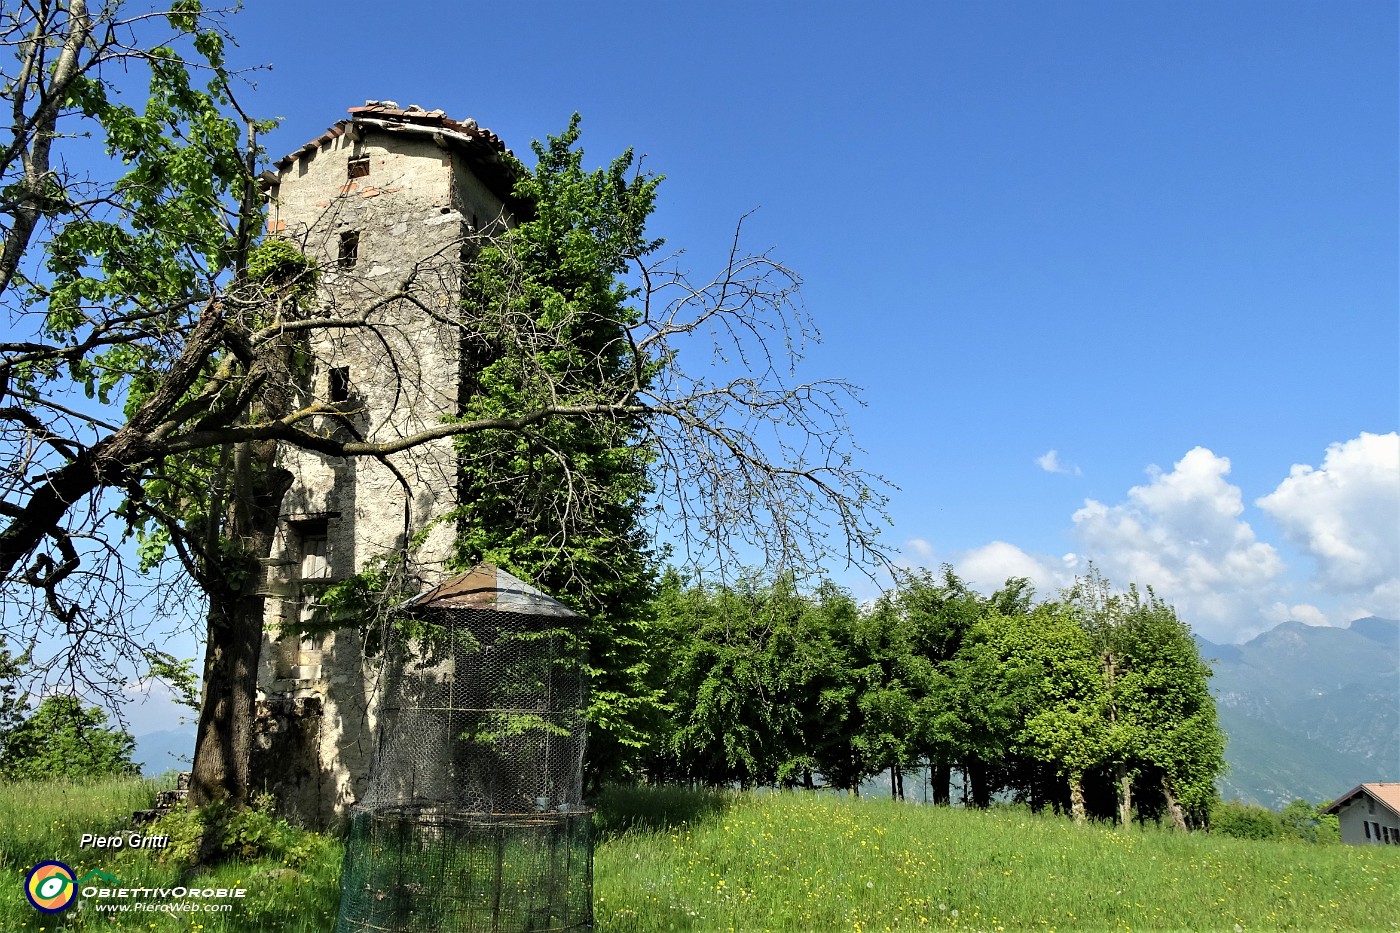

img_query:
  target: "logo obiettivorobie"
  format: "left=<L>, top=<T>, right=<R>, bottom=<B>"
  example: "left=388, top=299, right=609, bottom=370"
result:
left=24, top=861, right=76, bottom=913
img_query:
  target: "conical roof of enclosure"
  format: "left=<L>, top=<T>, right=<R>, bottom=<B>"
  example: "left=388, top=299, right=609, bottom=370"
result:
left=399, top=562, right=580, bottom=618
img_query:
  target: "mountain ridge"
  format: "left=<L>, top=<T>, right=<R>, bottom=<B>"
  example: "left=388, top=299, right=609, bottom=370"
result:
left=1199, top=615, right=1399, bottom=808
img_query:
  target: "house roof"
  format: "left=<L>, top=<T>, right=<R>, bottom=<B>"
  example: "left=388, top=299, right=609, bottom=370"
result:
left=1322, top=783, right=1400, bottom=819
left=398, top=562, right=580, bottom=618
left=269, top=101, right=530, bottom=217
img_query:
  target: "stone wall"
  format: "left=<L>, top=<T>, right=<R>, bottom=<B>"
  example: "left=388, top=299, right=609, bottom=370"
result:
left=251, top=116, right=512, bottom=826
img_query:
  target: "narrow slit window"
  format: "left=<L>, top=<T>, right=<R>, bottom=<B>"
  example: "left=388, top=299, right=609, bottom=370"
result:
left=338, top=230, right=360, bottom=268
left=347, top=157, right=370, bottom=179
left=329, top=366, right=350, bottom=403
left=299, top=531, right=330, bottom=581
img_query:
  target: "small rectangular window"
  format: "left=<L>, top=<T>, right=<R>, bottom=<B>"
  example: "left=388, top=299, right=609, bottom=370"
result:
left=347, top=157, right=370, bottom=179
left=338, top=230, right=360, bottom=268
left=1365, top=821, right=1372, bottom=839
left=329, top=366, right=350, bottom=403
left=299, top=532, right=329, bottom=580
left=286, top=516, right=332, bottom=582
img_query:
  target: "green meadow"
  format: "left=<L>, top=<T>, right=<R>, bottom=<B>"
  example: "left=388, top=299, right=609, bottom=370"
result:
left=0, top=778, right=1396, bottom=932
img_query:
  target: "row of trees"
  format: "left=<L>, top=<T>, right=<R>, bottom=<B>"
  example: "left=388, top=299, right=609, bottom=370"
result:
left=641, top=567, right=1226, bottom=828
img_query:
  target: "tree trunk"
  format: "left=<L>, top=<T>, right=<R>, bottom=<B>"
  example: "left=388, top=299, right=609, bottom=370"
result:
left=1162, top=775, right=1188, bottom=831
left=969, top=761, right=991, bottom=809
left=188, top=456, right=291, bottom=809
left=189, top=271, right=300, bottom=815
left=931, top=762, right=951, bottom=806
left=189, top=588, right=263, bottom=808
left=1069, top=771, right=1087, bottom=825
left=1117, top=767, right=1132, bottom=827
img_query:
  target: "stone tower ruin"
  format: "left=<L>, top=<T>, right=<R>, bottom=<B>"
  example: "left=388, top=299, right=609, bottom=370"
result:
left=249, top=102, right=526, bottom=826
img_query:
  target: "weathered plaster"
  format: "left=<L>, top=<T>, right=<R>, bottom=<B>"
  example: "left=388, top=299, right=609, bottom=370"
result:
left=251, top=111, right=512, bottom=826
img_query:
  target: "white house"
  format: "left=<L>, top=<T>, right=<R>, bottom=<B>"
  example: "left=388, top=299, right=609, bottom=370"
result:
left=1323, top=783, right=1400, bottom=846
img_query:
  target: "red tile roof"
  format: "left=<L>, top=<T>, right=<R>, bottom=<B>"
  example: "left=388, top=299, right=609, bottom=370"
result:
left=1323, top=782, right=1400, bottom=819
left=269, top=102, right=528, bottom=216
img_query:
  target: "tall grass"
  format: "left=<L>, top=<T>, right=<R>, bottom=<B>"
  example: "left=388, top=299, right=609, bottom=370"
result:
left=0, top=776, right=161, bottom=876
left=594, top=789, right=1400, bottom=932
left=1, top=780, right=1397, bottom=931
left=0, top=776, right=341, bottom=932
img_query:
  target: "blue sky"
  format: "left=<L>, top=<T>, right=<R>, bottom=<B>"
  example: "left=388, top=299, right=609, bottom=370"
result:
left=114, top=1, right=1396, bottom=730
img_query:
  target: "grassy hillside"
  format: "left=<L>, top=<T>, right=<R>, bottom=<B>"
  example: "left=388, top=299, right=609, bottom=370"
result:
left=594, top=788, right=1399, bottom=932
left=1, top=779, right=1397, bottom=931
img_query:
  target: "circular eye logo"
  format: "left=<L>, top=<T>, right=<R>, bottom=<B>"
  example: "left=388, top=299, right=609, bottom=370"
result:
left=25, top=861, right=76, bottom=913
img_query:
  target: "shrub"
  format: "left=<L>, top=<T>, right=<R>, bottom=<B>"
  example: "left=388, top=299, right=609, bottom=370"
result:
left=151, top=793, right=328, bottom=868
left=1210, top=799, right=1284, bottom=840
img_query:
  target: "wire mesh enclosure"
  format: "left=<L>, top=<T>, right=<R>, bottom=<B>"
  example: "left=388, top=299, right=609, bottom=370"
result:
left=336, top=564, right=593, bottom=933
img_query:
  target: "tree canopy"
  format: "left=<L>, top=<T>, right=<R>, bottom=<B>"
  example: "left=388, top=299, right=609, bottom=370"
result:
left=650, top=565, right=1226, bottom=827
left=0, top=694, right=138, bottom=781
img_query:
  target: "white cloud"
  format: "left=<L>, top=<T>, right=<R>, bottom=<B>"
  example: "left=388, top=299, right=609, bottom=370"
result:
left=956, top=541, right=1069, bottom=597
left=1256, top=432, right=1400, bottom=619
left=1037, top=449, right=1082, bottom=476
left=903, top=537, right=935, bottom=561
left=909, top=434, right=1397, bottom=643
left=1070, top=446, right=1285, bottom=641
left=1264, top=602, right=1331, bottom=627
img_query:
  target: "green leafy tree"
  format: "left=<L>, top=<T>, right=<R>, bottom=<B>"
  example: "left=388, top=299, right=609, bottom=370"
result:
left=0, top=695, right=137, bottom=781
left=847, top=584, right=932, bottom=800
left=791, top=580, right=863, bottom=791
left=958, top=603, right=1108, bottom=821
left=1279, top=798, right=1340, bottom=844
left=0, top=640, right=28, bottom=747
left=655, top=571, right=858, bottom=789
left=1112, top=587, right=1225, bottom=828
left=1064, top=568, right=1225, bottom=827
left=889, top=567, right=1029, bottom=805
left=0, top=2, right=252, bottom=705
left=447, top=121, right=664, bottom=786
left=1062, top=568, right=1142, bottom=824
left=1210, top=799, right=1285, bottom=840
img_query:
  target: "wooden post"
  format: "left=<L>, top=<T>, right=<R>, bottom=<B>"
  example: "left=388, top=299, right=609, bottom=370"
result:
left=491, top=823, right=503, bottom=933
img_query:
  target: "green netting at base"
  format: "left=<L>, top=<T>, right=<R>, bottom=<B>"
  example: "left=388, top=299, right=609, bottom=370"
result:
left=335, top=572, right=594, bottom=932
left=335, top=806, right=593, bottom=933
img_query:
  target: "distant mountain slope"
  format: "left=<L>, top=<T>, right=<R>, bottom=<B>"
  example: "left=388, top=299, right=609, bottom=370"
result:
left=1199, top=616, right=1399, bottom=808
left=1214, top=706, right=1377, bottom=808
left=132, top=726, right=195, bottom=777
